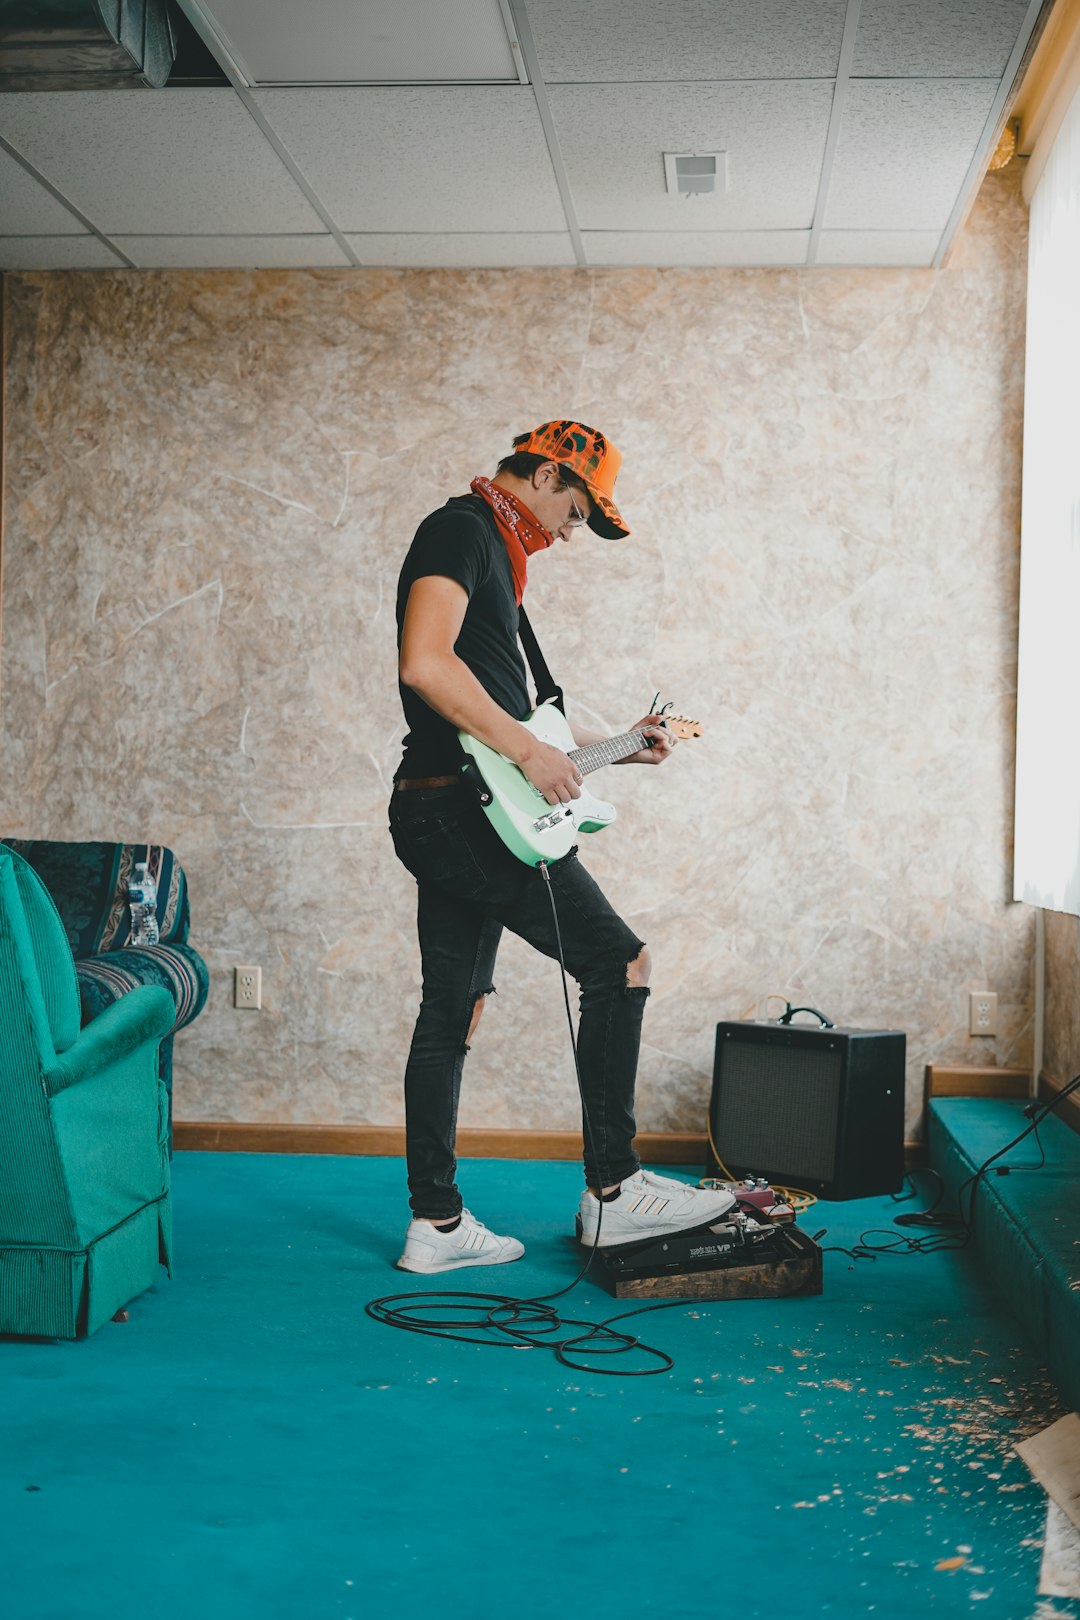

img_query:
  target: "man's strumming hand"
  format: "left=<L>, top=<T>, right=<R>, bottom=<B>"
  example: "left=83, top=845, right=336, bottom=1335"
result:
left=515, top=736, right=583, bottom=805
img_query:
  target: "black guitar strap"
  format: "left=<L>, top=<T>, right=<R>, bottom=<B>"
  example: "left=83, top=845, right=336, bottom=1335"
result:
left=518, top=606, right=565, bottom=715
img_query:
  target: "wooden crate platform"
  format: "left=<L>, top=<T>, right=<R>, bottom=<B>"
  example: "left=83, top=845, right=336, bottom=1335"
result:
left=588, top=1225, right=823, bottom=1301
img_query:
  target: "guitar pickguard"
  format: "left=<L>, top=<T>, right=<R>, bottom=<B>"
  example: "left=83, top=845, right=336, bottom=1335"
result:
left=458, top=701, right=699, bottom=867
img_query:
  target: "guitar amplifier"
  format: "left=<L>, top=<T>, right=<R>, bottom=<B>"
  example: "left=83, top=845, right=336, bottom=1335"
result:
left=708, top=1020, right=906, bottom=1200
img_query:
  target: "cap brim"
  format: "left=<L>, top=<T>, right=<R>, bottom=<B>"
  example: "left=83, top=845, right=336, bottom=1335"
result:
left=586, top=488, right=630, bottom=539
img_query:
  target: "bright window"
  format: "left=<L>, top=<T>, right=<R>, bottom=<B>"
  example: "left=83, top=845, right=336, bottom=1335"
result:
left=1013, top=85, right=1080, bottom=915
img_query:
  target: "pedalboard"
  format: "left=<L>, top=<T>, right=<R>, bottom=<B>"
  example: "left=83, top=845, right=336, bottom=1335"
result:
left=585, top=1178, right=822, bottom=1301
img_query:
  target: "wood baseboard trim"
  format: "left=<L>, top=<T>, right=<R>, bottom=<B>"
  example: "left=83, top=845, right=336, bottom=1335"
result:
left=174, top=1120, right=927, bottom=1172
left=1038, top=1070, right=1080, bottom=1136
left=924, top=1063, right=1031, bottom=1100
left=173, top=1122, right=709, bottom=1162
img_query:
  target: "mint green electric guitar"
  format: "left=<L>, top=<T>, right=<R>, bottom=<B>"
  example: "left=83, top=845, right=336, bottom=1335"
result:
left=458, top=703, right=701, bottom=867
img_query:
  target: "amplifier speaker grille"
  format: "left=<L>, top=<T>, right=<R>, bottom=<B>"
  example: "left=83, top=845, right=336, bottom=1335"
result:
left=714, top=1044, right=842, bottom=1181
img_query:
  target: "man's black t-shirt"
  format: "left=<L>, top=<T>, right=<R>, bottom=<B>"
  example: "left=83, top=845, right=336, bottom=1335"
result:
left=395, top=494, right=531, bottom=778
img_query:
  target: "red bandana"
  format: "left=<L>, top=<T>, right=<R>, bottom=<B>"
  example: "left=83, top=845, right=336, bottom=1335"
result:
left=470, top=476, right=554, bottom=605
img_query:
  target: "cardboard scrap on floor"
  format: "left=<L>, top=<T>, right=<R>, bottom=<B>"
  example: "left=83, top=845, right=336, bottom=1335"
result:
left=1014, top=1413, right=1080, bottom=1530
left=1014, top=1412, right=1080, bottom=1600
left=1040, top=1501, right=1080, bottom=1599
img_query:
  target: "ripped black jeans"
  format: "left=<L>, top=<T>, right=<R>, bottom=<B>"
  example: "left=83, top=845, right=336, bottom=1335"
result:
left=389, top=780, right=647, bottom=1219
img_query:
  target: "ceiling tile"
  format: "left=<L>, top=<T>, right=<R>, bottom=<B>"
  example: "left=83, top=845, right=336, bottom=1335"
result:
left=549, top=82, right=834, bottom=231
left=255, top=87, right=566, bottom=232
left=347, top=233, right=576, bottom=266
left=0, top=90, right=324, bottom=234
left=853, top=0, right=1034, bottom=78
left=0, top=236, right=124, bottom=270
left=113, top=235, right=350, bottom=268
left=197, top=0, right=518, bottom=84
left=824, top=79, right=998, bottom=230
left=526, top=0, right=847, bottom=81
left=583, top=230, right=809, bottom=266
left=816, top=230, right=940, bottom=266
left=0, top=146, right=84, bottom=234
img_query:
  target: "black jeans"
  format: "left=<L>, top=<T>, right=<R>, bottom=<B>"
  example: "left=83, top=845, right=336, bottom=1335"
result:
left=389, top=780, right=647, bottom=1219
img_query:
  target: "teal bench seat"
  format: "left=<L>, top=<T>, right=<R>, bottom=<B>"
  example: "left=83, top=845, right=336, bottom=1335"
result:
left=929, top=1095, right=1080, bottom=1408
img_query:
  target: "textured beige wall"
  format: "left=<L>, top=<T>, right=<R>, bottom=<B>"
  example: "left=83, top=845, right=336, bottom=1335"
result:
left=0, top=168, right=1033, bottom=1137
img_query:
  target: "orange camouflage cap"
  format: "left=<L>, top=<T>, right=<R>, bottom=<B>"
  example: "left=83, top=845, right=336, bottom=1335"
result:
left=512, top=420, right=629, bottom=539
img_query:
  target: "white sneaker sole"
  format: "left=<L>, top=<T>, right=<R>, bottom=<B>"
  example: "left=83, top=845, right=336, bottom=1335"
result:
left=577, top=1194, right=737, bottom=1248
left=396, top=1245, right=524, bottom=1274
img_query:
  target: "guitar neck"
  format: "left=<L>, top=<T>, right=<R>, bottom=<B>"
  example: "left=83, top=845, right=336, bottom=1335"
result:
left=567, top=731, right=651, bottom=776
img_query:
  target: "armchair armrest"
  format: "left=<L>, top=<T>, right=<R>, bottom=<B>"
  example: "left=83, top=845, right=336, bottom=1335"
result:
left=43, top=985, right=176, bottom=1096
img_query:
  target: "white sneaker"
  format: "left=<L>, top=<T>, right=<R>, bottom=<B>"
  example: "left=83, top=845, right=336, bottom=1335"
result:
left=396, top=1209, right=525, bottom=1274
left=576, top=1169, right=737, bottom=1249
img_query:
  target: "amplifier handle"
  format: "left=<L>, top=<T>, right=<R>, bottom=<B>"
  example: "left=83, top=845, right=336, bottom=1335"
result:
left=777, top=1003, right=835, bottom=1029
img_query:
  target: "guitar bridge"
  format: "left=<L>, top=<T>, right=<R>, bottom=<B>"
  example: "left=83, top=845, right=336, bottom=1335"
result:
left=532, top=808, right=574, bottom=833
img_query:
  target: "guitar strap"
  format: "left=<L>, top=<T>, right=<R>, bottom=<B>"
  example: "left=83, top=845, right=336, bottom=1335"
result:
left=518, top=607, right=565, bottom=715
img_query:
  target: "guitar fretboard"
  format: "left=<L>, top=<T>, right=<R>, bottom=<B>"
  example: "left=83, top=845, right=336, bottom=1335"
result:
left=567, top=731, right=651, bottom=777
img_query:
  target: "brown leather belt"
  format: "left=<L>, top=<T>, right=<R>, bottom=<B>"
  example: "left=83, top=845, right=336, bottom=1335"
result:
left=395, top=775, right=460, bottom=792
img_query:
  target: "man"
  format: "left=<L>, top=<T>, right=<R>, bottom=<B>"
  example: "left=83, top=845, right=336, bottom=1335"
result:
left=389, top=421, right=734, bottom=1273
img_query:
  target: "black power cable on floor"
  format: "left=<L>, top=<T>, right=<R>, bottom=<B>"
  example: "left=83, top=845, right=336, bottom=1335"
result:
left=366, top=862, right=703, bottom=1376
left=816, top=1075, right=1080, bottom=1262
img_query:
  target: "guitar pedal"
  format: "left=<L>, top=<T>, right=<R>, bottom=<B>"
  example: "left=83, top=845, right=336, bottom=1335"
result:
left=700, top=1177, right=795, bottom=1224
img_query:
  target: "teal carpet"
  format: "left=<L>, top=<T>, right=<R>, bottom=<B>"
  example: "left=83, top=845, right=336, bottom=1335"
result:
left=1, top=1154, right=1077, bottom=1620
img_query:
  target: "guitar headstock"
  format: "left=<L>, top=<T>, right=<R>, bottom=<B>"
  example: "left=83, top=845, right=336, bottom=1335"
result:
left=662, top=715, right=703, bottom=740
left=649, top=695, right=702, bottom=740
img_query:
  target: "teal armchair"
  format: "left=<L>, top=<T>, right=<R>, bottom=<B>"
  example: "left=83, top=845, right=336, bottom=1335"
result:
left=0, top=839, right=210, bottom=1151
left=0, top=845, right=175, bottom=1339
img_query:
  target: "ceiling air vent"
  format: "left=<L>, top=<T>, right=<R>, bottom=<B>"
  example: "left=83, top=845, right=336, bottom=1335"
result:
left=663, top=151, right=728, bottom=198
left=0, top=0, right=200, bottom=90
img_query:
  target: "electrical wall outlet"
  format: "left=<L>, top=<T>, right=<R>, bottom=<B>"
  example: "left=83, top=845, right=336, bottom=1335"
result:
left=234, top=966, right=262, bottom=1010
left=969, top=991, right=998, bottom=1036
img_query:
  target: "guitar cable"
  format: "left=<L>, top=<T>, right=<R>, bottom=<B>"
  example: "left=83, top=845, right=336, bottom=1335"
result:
left=369, top=786, right=1080, bottom=1336
left=366, top=861, right=707, bottom=1376
left=813, top=1073, right=1080, bottom=1260
left=703, top=1111, right=817, bottom=1216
